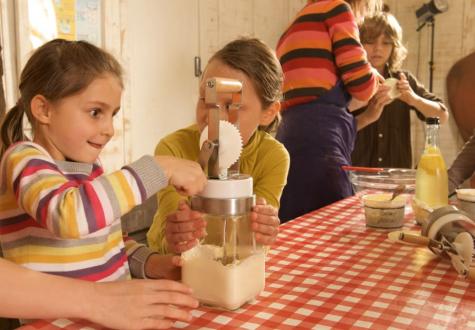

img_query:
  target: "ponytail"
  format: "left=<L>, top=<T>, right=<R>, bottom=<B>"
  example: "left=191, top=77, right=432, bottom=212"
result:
left=0, top=102, right=27, bottom=158
left=259, top=113, right=281, bottom=135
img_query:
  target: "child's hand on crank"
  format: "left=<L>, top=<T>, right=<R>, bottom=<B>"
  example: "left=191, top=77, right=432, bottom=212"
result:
left=155, top=156, right=207, bottom=196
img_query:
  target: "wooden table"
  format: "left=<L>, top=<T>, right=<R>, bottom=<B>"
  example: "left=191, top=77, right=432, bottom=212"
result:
left=19, top=195, right=475, bottom=329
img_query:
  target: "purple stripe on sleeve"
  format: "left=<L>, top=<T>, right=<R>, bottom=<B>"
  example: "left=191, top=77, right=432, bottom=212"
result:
left=79, top=185, right=97, bottom=233
left=122, top=165, right=147, bottom=201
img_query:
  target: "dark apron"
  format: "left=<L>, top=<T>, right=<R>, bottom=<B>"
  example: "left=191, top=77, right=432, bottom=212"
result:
left=276, top=82, right=355, bottom=222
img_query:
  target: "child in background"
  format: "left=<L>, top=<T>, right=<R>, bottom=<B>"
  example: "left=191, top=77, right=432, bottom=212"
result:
left=147, top=37, right=289, bottom=254
left=275, top=0, right=383, bottom=222
left=0, top=39, right=206, bottom=322
left=352, top=11, right=448, bottom=168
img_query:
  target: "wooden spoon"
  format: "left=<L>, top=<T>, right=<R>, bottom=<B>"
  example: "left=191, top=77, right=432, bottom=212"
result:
left=389, top=184, right=405, bottom=201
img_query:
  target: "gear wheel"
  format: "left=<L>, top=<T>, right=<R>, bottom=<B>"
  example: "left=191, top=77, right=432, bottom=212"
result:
left=199, top=120, right=243, bottom=171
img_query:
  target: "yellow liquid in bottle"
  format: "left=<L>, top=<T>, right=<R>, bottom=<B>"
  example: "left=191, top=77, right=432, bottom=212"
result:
left=415, top=146, right=448, bottom=209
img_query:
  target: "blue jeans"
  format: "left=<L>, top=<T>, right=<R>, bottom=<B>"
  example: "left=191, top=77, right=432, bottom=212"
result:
left=276, top=83, right=355, bottom=222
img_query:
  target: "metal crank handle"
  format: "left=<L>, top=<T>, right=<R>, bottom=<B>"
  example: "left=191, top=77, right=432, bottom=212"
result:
left=398, top=232, right=431, bottom=246
left=198, top=140, right=216, bottom=170
left=447, top=252, right=469, bottom=277
left=207, top=77, right=242, bottom=93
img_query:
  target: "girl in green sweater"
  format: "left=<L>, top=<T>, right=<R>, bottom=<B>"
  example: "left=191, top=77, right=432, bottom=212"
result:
left=147, top=37, right=289, bottom=254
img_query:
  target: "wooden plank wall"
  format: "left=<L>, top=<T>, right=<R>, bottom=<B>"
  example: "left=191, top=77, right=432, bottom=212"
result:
left=100, top=0, right=127, bottom=171
left=105, top=0, right=473, bottom=171
left=198, top=0, right=306, bottom=66
left=197, top=0, right=473, bottom=167
left=385, top=0, right=475, bottom=166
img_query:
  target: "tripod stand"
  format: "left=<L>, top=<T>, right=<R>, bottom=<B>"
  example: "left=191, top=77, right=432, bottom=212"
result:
left=417, top=16, right=436, bottom=92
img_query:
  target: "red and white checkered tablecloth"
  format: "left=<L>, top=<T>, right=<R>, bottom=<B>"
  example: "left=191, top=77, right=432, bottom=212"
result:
left=18, top=196, right=475, bottom=330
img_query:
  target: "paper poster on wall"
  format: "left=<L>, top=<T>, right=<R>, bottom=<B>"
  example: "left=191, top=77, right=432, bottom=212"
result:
left=76, top=0, right=101, bottom=45
left=53, top=0, right=102, bottom=46
left=53, top=0, right=76, bottom=40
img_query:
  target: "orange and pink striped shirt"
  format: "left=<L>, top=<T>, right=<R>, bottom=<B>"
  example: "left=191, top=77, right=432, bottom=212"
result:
left=276, top=0, right=377, bottom=109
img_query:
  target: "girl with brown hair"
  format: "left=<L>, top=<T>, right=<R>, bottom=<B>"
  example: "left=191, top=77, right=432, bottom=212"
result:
left=0, top=38, right=206, bottom=326
left=147, top=37, right=289, bottom=254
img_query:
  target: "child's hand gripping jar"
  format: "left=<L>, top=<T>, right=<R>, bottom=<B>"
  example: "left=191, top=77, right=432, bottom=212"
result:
left=183, top=175, right=265, bottom=310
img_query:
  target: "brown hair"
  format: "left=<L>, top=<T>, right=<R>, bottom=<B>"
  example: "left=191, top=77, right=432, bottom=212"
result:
left=209, top=37, right=283, bottom=133
left=359, top=12, right=408, bottom=71
left=307, top=0, right=382, bottom=20
left=0, top=39, right=123, bottom=157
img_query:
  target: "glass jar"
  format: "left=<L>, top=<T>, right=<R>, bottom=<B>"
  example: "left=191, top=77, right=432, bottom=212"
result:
left=362, top=193, right=406, bottom=229
left=183, top=175, right=265, bottom=310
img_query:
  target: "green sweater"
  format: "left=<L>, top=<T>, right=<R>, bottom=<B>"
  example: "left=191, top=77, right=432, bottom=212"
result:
left=147, top=124, right=290, bottom=253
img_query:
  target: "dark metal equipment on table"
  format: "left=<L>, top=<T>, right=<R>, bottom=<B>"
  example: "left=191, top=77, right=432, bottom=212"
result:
left=397, top=205, right=475, bottom=280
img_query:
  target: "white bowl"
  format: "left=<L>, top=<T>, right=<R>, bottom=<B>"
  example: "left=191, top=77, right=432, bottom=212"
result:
left=363, top=193, right=407, bottom=229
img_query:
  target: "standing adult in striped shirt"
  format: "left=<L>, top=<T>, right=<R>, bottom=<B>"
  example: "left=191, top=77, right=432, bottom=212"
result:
left=0, top=39, right=206, bottom=324
left=276, top=0, right=383, bottom=222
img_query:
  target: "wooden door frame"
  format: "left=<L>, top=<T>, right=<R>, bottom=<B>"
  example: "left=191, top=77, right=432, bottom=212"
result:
left=0, top=0, right=20, bottom=110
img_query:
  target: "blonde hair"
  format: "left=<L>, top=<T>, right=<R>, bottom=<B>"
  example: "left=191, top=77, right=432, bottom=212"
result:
left=359, top=12, right=408, bottom=71
left=345, top=0, right=382, bottom=19
left=307, top=0, right=382, bottom=20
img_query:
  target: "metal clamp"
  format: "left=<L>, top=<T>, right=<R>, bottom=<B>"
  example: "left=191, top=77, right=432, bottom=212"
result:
left=190, top=195, right=255, bottom=216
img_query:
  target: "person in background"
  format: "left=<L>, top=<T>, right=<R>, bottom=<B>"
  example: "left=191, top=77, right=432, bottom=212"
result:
left=0, top=39, right=206, bottom=324
left=352, top=10, right=448, bottom=169
left=0, top=257, right=197, bottom=329
left=448, top=133, right=475, bottom=195
left=275, top=0, right=382, bottom=222
left=147, top=37, right=288, bottom=254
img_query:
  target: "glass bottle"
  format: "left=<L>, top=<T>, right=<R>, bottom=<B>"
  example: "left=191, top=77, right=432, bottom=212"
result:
left=414, top=117, right=448, bottom=224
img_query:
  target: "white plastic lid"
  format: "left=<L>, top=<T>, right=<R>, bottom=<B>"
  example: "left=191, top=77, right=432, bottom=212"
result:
left=456, top=189, right=475, bottom=202
left=199, top=176, right=253, bottom=199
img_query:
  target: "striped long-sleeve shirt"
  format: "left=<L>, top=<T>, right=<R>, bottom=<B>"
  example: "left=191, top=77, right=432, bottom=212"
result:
left=276, top=0, right=377, bottom=110
left=0, top=142, right=168, bottom=281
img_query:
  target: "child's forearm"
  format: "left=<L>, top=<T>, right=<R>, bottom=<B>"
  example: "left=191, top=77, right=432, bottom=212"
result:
left=348, top=98, right=369, bottom=112
left=0, top=258, right=90, bottom=319
left=411, top=96, right=448, bottom=124
left=0, top=258, right=198, bottom=328
left=355, top=111, right=374, bottom=131
left=448, top=134, right=475, bottom=194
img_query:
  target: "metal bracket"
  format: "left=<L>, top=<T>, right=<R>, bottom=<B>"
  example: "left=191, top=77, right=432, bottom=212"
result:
left=198, top=139, right=216, bottom=171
